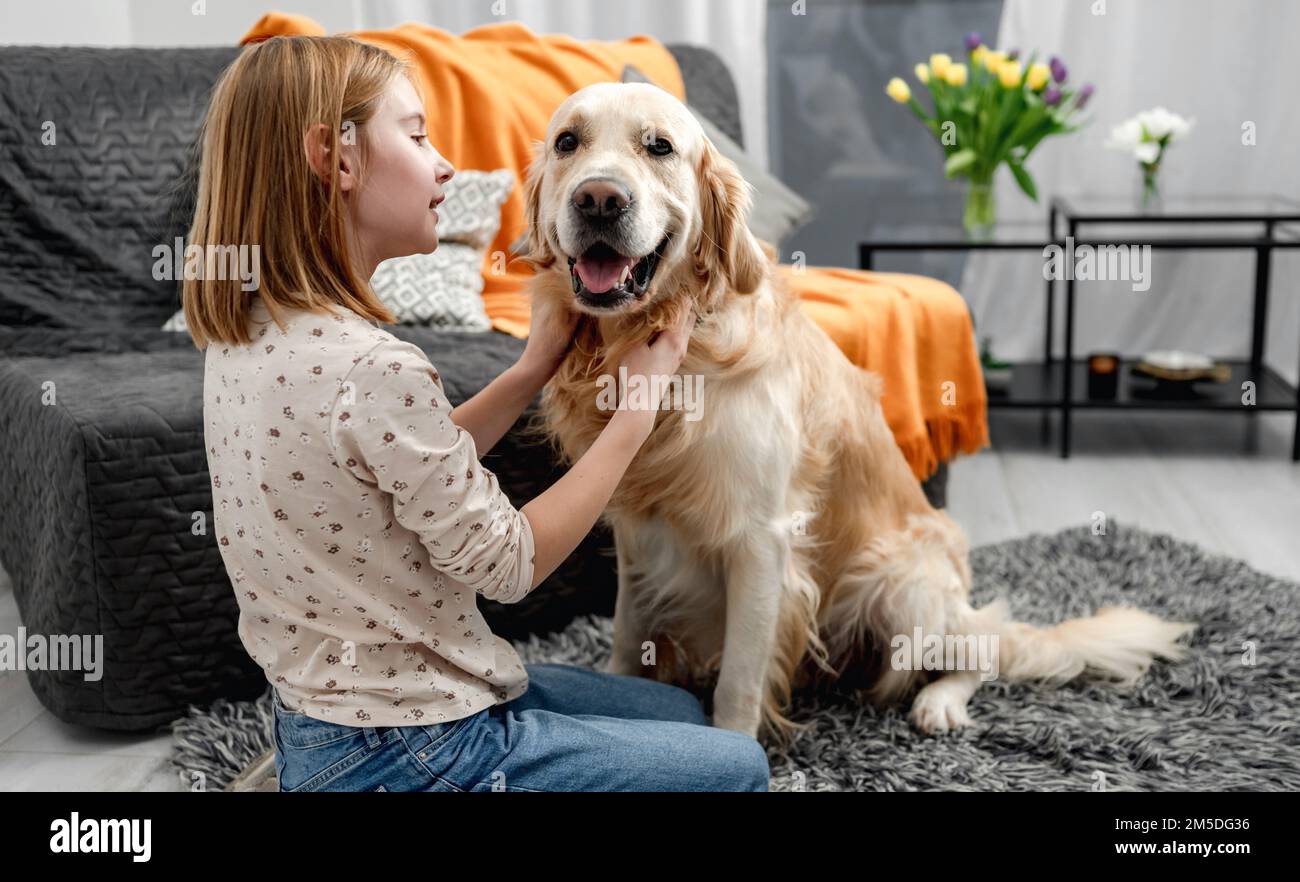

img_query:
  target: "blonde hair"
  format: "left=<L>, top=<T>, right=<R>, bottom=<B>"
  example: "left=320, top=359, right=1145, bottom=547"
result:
left=182, top=35, right=409, bottom=349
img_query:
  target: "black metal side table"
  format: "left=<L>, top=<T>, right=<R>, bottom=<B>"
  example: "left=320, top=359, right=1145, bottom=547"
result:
left=858, top=195, right=1300, bottom=460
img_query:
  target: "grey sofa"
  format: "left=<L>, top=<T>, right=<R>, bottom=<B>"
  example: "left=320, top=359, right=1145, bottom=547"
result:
left=0, top=42, right=945, bottom=731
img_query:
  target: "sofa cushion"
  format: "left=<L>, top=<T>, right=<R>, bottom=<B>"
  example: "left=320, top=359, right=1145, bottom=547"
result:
left=0, top=46, right=241, bottom=330
left=369, top=243, right=494, bottom=330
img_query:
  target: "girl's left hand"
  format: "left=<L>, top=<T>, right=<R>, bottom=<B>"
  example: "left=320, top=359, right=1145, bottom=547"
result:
left=518, top=297, right=580, bottom=381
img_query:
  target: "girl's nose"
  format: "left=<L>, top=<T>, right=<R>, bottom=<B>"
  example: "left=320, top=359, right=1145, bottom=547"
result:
left=437, top=157, right=455, bottom=185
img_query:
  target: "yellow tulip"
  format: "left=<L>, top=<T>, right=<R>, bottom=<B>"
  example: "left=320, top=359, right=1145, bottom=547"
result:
left=914, top=63, right=930, bottom=84
left=1026, top=62, right=1050, bottom=91
left=971, top=45, right=988, bottom=67
left=885, top=77, right=911, bottom=103
left=944, top=63, right=968, bottom=87
left=998, top=60, right=1023, bottom=88
left=929, top=53, right=952, bottom=79
left=983, top=49, right=1008, bottom=71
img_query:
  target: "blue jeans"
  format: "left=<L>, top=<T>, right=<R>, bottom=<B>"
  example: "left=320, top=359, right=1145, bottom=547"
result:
left=271, top=663, right=770, bottom=792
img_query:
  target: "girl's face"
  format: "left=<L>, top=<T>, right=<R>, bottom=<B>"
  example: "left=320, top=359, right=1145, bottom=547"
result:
left=344, top=76, right=455, bottom=270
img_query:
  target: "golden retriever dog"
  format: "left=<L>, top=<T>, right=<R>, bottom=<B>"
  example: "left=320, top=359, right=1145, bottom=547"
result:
left=517, top=82, right=1194, bottom=743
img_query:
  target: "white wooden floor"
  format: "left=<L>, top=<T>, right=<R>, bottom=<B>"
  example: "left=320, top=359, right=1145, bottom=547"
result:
left=948, top=410, right=1300, bottom=582
left=1, top=409, right=1297, bottom=791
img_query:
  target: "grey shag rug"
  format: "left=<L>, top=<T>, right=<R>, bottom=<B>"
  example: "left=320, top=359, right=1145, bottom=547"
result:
left=170, top=523, right=1300, bottom=791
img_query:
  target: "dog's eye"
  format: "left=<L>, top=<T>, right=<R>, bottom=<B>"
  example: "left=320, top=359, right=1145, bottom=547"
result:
left=555, top=132, right=579, bottom=154
left=647, top=138, right=673, bottom=157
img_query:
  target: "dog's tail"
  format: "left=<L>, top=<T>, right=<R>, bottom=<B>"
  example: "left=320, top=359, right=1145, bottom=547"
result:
left=976, top=600, right=1196, bottom=686
left=822, top=513, right=1196, bottom=702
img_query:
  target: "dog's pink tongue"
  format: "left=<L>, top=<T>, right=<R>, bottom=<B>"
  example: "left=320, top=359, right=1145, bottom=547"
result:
left=574, top=253, right=636, bottom=293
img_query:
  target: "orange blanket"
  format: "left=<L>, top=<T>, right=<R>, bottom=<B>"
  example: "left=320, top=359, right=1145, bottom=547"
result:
left=787, top=267, right=988, bottom=479
left=241, top=14, right=988, bottom=478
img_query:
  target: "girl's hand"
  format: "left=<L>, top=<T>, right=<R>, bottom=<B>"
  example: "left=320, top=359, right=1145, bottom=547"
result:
left=518, top=297, right=580, bottom=382
left=615, top=305, right=696, bottom=433
left=620, top=305, right=695, bottom=391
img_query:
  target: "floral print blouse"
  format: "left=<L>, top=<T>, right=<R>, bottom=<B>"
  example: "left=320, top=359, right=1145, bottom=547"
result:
left=203, top=296, right=536, bottom=726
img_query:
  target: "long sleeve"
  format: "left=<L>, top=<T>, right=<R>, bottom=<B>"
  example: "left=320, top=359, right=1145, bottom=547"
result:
left=328, top=336, right=537, bottom=605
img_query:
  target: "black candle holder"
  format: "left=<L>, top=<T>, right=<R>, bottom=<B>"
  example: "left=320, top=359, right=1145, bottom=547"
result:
left=1087, top=352, right=1120, bottom=400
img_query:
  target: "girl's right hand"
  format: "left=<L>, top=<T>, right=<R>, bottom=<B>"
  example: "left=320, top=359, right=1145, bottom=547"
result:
left=617, top=305, right=696, bottom=418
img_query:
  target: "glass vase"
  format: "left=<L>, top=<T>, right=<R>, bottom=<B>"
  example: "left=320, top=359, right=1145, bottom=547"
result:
left=963, top=179, right=996, bottom=240
left=1137, top=162, right=1161, bottom=212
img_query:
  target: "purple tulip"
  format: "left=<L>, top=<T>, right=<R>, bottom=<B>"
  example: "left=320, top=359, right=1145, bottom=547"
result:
left=1076, top=83, right=1095, bottom=109
left=964, top=32, right=982, bottom=52
left=1049, top=55, right=1068, bottom=83
left=1043, top=86, right=1063, bottom=107
left=1007, top=48, right=1020, bottom=60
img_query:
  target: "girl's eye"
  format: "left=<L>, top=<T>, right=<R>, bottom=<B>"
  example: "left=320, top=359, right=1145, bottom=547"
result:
left=412, top=134, right=428, bottom=147
left=647, top=138, right=673, bottom=157
left=555, top=132, right=578, bottom=153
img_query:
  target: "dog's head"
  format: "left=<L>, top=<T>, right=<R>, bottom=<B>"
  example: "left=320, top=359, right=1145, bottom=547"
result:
left=517, top=82, right=766, bottom=316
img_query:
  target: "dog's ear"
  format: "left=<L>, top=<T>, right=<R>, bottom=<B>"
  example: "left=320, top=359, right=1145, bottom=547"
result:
left=694, top=137, right=766, bottom=296
left=513, top=140, right=556, bottom=269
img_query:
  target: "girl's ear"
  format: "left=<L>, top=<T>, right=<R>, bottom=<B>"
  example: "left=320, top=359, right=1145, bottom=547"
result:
left=514, top=141, right=556, bottom=269
left=694, top=137, right=766, bottom=297
left=303, top=123, right=357, bottom=193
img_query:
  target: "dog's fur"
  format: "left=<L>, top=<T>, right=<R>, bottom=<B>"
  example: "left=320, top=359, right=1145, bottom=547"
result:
left=519, top=82, right=1195, bottom=742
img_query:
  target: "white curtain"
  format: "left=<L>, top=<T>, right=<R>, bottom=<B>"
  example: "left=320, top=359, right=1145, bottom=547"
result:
left=961, top=0, right=1300, bottom=386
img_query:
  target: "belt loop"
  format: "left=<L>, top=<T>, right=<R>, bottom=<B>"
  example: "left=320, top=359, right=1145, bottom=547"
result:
left=364, top=726, right=385, bottom=748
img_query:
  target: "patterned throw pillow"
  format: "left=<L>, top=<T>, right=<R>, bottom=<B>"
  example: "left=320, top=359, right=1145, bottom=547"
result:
left=369, top=168, right=514, bottom=328
left=369, top=242, right=492, bottom=330
left=162, top=168, right=516, bottom=332
left=429, top=167, right=516, bottom=249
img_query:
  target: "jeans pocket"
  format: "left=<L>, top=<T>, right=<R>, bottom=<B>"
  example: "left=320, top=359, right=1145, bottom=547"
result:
left=272, top=707, right=377, bottom=792
left=279, top=735, right=377, bottom=792
left=410, top=711, right=483, bottom=791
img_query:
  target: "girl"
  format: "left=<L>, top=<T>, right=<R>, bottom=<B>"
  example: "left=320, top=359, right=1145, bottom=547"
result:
left=183, top=35, right=768, bottom=792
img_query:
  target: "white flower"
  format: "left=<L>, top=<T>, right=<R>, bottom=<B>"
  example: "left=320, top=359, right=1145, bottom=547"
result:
left=1137, top=106, right=1194, bottom=141
left=1133, top=142, right=1160, bottom=164
left=1136, top=107, right=1173, bottom=139
left=1105, top=107, right=1194, bottom=165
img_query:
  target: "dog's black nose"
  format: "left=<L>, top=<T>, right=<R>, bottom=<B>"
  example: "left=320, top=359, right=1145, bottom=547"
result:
left=572, top=177, right=631, bottom=220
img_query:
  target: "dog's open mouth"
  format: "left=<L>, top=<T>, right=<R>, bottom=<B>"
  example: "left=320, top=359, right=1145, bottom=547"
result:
left=567, top=237, right=669, bottom=309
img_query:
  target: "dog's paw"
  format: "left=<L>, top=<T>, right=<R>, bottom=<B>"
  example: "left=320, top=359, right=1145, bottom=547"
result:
left=908, top=688, right=973, bottom=735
